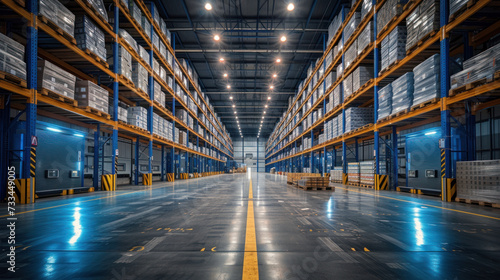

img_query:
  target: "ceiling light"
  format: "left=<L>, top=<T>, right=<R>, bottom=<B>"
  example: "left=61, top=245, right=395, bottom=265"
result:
left=264, top=111, right=266, bottom=114
left=214, top=34, right=220, bottom=41
left=267, top=96, right=271, bottom=100
left=232, top=104, right=235, bottom=108
left=236, top=116, right=238, bottom=119
left=262, top=116, right=264, bottom=119
left=276, top=58, right=281, bottom=63
left=219, top=57, right=225, bottom=62
left=270, top=85, right=274, bottom=89
left=227, top=84, right=231, bottom=89
left=273, top=74, right=277, bottom=78
left=205, top=3, right=213, bottom=10
left=287, top=3, right=295, bottom=11
left=223, top=73, right=228, bottom=77
left=229, top=96, right=233, bottom=100
left=280, top=35, right=287, bottom=42
left=265, top=105, right=268, bottom=108
left=73, top=133, right=84, bottom=137
left=234, top=111, right=237, bottom=114
left=47, top=127, right=62, bottom=133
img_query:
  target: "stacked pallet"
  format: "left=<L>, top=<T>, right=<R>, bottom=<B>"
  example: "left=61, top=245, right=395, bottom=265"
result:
left=457, top=160, right=500, bottom=206
left=0, top=33, right=26, bottom=80
left=348, top=162, right=360, bottom=185
left=297, top=176, right=332, bottom=190
left=359, top=161, right=375, bottom=186
left=330, top=167, right=343, bottom=183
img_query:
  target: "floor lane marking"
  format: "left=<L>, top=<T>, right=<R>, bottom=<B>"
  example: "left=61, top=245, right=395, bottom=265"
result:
left=242, top=178, right=259, bottom=280
left=336, top=186, right=500, bottom=221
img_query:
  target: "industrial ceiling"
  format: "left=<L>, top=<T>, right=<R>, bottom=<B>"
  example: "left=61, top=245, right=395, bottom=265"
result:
left=157, top=0, right=344, bottom=140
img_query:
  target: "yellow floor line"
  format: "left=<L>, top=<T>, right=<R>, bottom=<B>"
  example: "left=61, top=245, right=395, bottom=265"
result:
left=0, top=183, right=178, bottom=218
left=336, top=186, right=500, bottom=221
left=242, top=179, right=259, bottom=280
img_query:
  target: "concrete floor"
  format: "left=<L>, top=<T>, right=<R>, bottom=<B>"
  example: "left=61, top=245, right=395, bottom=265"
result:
left=1, top=172, right=500, bottom=279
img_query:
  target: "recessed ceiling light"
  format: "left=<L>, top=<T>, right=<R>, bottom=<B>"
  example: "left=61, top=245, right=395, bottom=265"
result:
left=229, top=96, right=233, bottom=100
left=287, top=3, right=295, bottom=11
left=205, top=3, right=213, bottom=10
left=234, top=111, right=237, bottom=114
left=267, top=96, right=271, bottom=100
left=227, top=85, right=231, bottom=89
left=219, top=57, right=225, bottom=62
left=223, top=73, right=228, bottom=77
left=214, top=34, right=220, bottom=41
left=236, top=116, right=238, bottom=119
left=270, top=85, right=274, bottom=89
left=265, top=105, right=268, bottom=108
left=262, top=116, right=265, bottom=119
left=273, top=74, right=277, bottom=78
left=276, top=58, right=281, bottom=63
left=280, top=35, right=287, bottom=42
left=232, top=104, right=235, bottom=108
left=264, top=111, right=266, bottom=114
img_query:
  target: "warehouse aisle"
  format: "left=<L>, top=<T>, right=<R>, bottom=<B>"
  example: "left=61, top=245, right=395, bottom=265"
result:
left=1, top=173, right=500, bottom=279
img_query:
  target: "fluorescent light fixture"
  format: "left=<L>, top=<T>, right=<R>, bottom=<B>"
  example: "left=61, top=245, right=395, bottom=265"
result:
left=73, top=133, right=84, bottom=137
left=47, top=127, right=62, bottom=133
left=287, top=3, right=295, bottom=11
left=425, top=131, right=437, bottom=136
left=205, top=3, right=213, bottom=10
left=234, top=111, right=237, bottom=114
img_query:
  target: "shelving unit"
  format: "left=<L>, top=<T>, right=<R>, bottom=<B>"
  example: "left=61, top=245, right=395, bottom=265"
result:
left=265, top=0, right=500, bottom=201
left=0, top=0, right=233, bottom=197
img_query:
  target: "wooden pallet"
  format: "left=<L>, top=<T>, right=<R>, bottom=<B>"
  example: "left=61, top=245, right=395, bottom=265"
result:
left=449, top=76, right=494, bottom=96
left=78, top=105, right=111, bottom=119
left=346, top=124, right=370, bottom=135
left=40, top=88, right=78, bottom=106
left=360, top=184, right=374, bottom=188
left=348, top=182, right=360, bottom=186
left=377, top=10, right=400, bottom=37
left=449, top=0, right=478, bottom=22
left=410, top=98, right=439, bottom=111
left=379, top=59, right=402, bottom=76
left=38, top=15, right=77, bottom=45
left=406, top=31, right=437, bottom=55
left=0, top=71, right=27, bottom=88
left=455, top=197, right=500, bottom=208
left=119, top=74, right=135, bottom=87
left=84, top=49, right=109, bottom=68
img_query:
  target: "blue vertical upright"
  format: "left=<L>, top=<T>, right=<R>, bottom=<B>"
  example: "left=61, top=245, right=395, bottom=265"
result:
left=161, top=145, right=165, bottom=181
left=373, top=0, right=380, bottom=180
left=111, top=3, right=120, bottom=187
left=341, top=6, right=347, bottom=183
left=392, top=126, right=398, bottom=189
left=93, top=125, right=100, bottom=189
left=135, top=136, right=140, bottom=185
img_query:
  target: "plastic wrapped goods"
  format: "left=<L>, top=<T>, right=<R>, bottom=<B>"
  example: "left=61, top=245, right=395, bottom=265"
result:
left=391, top=72, right=414, bottom=114
left=141, top=16, right=151, bottom=39
left=39, top=0, right=75, bottom=37
left=377, top=84, right=392, bottom=121
left=352, top=66, right=372, bottom=93
left=113, top=46, right=133, bottom=81
left=0, top=33, right=26, bottom=80
left=132, top=61, right=148, bottom=94
left=361, top=0, right=373, bottom=19
left=348, top=162, right=360, bottom=184
left=377, top=0, right=408, bottom=35
left=119, top=29, right=138, bottom=53
left=345, top=107, right=373, bottom=133
left=406, top=0, right=439, bottom=52
left=37, top=59, right=76, bottom=99
left=344, top=12, right=361, bottom=43
left=87, top=0, right=108, bottom=21
left=129, top=1, right=142, bottom=25
left=358, top=21, right=373, bottom=55
left=451, top=43, right=500, bottom=89
left=381, top=26, right=406, bottom=73
left=127, top=106, right=148, bottom=129
left=450, top=0, right=468, bottom=16
left=343, top=73, right=353, bottom=99
left=75, top=15, right=107, bottom=61
left=75, top=80, right=109, bottom=114
left=360, top=161, right=375, bottom=185
left=413, top=54, right=439, bottom=106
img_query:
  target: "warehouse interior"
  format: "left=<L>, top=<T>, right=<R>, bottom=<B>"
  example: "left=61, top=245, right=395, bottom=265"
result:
left=0, top=0, right=500, bottom=279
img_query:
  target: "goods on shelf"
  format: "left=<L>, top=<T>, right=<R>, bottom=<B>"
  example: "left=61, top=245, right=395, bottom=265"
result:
left=75, top=80, right=109, bottom=114
left=119, top=29, right=138, bottom=52
left=457, top=160, right=500, bottom=205
left=361, top=0, right=373, bottom=20
left=381, top=26, right=407, bottom=73
left=450, top=43, right=500, bottom=90
left=132, top=61, right=148, bottom=93
left=37, top=59, right=76, bottom=99
left=153, top=113, right=173, bottom=140
left=376, top=0, right=407, bottom=35
left=406, top=0, right=440, bottom=52
left=0, top=33, right=26, bottom=80
left=109, top=101, right=129, bottom=123
left=345, top=107, right=373, bottom=133
left=39, top=0, right=75, bottom=37
left=348, top=162, right=360, bottom=184
left=153, top=59, right=159, bottom=75
left=149, top=3, right=160, bottom=27
left=128, top=106, right=147, bottom=129
left=138, top=45, right=150, bottom=65
left=330, top=167, right=343, bottom=182
left=343, top=73, right=354, bottom=99
left=391, top=72, right=414, bottom=114
left=129, top=1, right=142, bottom=25
left=345, top=40, right=357, bottom=69
left=359, top=161, right=374, bottom=185
left=327, top=11, right=343, bottom=45
left=160, top=20, right=172, bottom=44
left=344, top=12, right=361, bottom=44
left=153, top=81, right=165, bottom=106
left=141, top=16, right=151, bottom=39
left=176, top=109, right=189, bottom=124
left=352, top=66, right=372, bottom=93
left=152, top=31, right=159, bottom=50
left=377, top=84, right=392, bottom=120
left=87, top=0, right=108, bottom=21
left=75, top=15, right=106, bottom=61
left=121, top=0, right=128, bottom=7
left=450, top=0, right=468, bottom=16
left=413, top=54, right=439, bottom=106
left=358, top=21, right=373, bottom=55
left=332, top=116, right=340, bottom=137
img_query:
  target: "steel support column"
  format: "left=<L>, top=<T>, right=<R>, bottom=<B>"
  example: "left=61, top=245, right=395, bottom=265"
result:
left=93, top=125, right=100, bottom=189
left=135, top=137, right=140, bottom=185
left=392, top=126, right=398, bottom=190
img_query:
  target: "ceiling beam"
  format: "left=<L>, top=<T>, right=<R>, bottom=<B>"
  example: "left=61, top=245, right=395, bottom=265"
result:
left=207, top=91, right=295, bottom=95
left=176, top=49, right=323, bottom=53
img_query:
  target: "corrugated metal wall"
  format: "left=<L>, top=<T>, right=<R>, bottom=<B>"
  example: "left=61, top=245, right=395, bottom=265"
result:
left=234, top=137, right=266, bottom=172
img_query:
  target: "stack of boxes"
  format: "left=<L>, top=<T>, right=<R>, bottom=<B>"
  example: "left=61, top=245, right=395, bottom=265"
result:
left=450, top=43, right=500, bottom=90
left=75, top=80, right=109, bottom=114
left=129, top=1, right=142, bottom=25
left=381, top=26, right=407, bottom=72
left=109, top=101, right=129, bottom=123
left=330, top=167, right=343, bottom=182
left=406, top=0, right=440, bottom=52
left=358, top=21, right=373, bottom=55
left=132, top=61, right=148, bottom=94
left=457, top=160, right=500, bottom=204
left=348, top=162, right=360, bottom=184
left=138, top=45, right=150, bottom=66
left=115, top=46, right=133, bottom=81
left=377, top=84, right=392, bottom=120
left=153, top=81, right=165, bottom=107
left=119, top=29, right=138, bottom=53
left=127, top=106, right=148, bottom=130
left=328, top=12, right=343, bottom=45
left=391, top=72, right=414, bottom=115
left=37, top=59, right=76, bottom=99
left=361, top=0, right=373, bottom=19
left=344, top=107, right=373, bottom=133
left=345, top=41, right=357, bottom=70
left=0, top=33, right=26, bottom=80
left=413, top=54, right=440, bottom=106
left=344, top=12, right=361, bottom=44
left=352, top=66, right=372, bottom=93
left=450, top=0, right=468, bottom=16
left=176, top=109, right=189, bottom=124
left=359, top=161, right=375, bottom=186
left=141, top=15, right=151, bottom=39
left=39, top=0, right=75, bottom=37
left=75, top=15, right=106, bottom=61
left=87, top=0, right=108, bottom=21
left=376, top=0, right=407, bottom=35
left=343, top=74, right=354, bottom=99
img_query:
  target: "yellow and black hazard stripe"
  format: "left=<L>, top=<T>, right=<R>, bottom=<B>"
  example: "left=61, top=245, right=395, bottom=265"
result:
left=13, top=178, right=35, bottom=204
left=445, top=178, right=457, bottom=202
left=342, top=173, right=348, bottom=185
left=115, top=156, right=118, bottom=174
left=375, top=174, right=389, bottom=190
left=30, top=147, right=36, bottom=178
left=143, top=173, right=152, bottom=185
left=101, top=174, right=116, bottom=191
left=167, top=173, right=175, bottom=182
left=440, top=149, right=446, bottom=179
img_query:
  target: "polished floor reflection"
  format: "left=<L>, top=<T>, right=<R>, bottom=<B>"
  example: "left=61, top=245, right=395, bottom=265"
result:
left=1, top=173, right=500, bottom=279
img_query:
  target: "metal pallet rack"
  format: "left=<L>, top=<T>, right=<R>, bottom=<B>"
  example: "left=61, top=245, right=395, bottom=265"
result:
left=0, top=0, right=234, bottom=200
left=265, top=0, right=500, bottom=201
